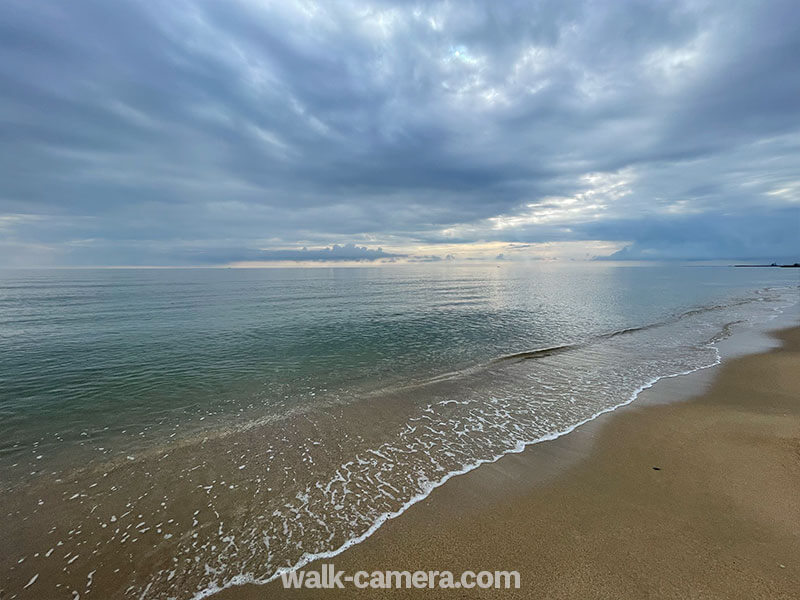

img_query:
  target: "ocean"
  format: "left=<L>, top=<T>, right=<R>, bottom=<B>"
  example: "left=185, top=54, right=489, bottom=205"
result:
left=1, top=263, right=797, bottom=598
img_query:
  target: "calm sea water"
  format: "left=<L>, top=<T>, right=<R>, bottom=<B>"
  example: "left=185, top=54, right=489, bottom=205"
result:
left=1, top=264, right=797, bottom=598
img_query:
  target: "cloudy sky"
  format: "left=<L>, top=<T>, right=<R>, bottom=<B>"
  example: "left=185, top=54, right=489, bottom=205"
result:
left=1, top=0, right=798, bottom=266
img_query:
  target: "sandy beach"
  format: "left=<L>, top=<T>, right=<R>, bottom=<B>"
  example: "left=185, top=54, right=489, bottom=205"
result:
left=217, top=325, right=800, bottom=599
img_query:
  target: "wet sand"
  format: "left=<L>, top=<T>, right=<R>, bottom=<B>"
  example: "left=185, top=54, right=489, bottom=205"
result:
left=219, top=326, right=800, bottom=599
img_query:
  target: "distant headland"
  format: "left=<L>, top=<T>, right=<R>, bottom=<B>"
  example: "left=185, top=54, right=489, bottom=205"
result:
left=734, top=263, right=800, bottom=268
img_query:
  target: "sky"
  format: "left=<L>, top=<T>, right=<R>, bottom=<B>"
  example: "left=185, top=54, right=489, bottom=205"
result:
left=1, top=0, right=798, bottom=267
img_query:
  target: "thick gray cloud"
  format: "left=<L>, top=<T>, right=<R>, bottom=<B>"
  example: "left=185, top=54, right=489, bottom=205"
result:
left=0, top=0, right=798, bottom=265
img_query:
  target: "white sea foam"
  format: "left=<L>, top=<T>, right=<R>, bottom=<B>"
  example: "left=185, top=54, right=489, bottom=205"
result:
left=192, top=356, right=719, bottom=599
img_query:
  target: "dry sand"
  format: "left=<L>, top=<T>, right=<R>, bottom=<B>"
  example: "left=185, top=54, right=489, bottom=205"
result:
left=218, top=326, right=800, bottom=599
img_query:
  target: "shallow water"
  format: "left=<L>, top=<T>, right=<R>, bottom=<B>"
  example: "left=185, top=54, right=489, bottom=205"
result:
left=1, top=263, right=797, bottom=598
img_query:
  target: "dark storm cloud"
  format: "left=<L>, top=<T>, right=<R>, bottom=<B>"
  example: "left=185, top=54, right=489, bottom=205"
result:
left=0, top=0, right=798, bottom=265
left=185, top=244, right=404, bottom=264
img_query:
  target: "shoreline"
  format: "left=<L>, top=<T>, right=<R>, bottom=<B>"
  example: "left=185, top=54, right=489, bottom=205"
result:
left=193, top=328, right=734, bottom=599
left=196, top=344, right=729, bottom=599
left=217, top=323, right=800, bottom=599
